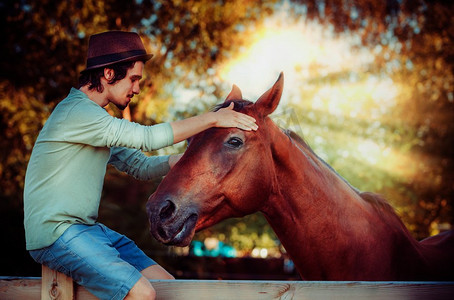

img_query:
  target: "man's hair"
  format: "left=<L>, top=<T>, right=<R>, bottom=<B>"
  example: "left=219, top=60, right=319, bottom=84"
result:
left=78, top=60, right=137, bottom=92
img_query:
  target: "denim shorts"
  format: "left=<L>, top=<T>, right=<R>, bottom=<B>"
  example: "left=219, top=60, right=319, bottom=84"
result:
left=29, top=223, right=156, bottom=300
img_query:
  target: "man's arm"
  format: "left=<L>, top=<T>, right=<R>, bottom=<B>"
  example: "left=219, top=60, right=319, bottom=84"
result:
left=109, top=147, right=171, bottom=180
left=170, top=103, right=258, bottom=144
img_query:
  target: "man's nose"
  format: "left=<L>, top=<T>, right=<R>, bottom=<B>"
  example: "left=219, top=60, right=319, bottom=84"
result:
left=133, top=81, right=140, bottom=94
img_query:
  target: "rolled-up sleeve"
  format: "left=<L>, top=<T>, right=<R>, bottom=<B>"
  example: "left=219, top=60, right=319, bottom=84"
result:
left=108, top=147, right=171, bottom=180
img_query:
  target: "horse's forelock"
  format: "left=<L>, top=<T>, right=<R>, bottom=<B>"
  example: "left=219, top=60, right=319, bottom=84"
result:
left=213, top=100, right=253, bottom=112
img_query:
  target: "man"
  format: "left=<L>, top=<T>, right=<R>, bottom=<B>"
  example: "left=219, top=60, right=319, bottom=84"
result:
left=23, top=31, right=257, bottom=300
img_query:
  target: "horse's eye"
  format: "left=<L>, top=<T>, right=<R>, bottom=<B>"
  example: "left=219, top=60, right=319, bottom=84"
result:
left=225, top=137, right=243, bottom=149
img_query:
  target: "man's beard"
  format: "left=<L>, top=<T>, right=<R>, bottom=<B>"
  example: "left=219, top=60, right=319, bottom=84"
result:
left=115, top=95, right=133, bottom=110
left=116, top=103, right=127, bottom=110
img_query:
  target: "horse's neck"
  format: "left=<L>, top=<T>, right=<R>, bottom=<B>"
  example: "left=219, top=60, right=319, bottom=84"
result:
left=261, top=126, right=421, bottom=279
left=264, top=126, right=372, bottom=228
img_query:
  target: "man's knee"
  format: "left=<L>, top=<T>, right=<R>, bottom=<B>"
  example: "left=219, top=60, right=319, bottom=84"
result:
left=131, top=286, right=156, bottom=300
left=125, top=276, right=156, bottom=300
left=141, top=286, right=156, bottom=300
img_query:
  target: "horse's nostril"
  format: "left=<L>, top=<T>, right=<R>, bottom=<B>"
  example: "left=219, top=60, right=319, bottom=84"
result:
left=157, top=226, right=168, bottom=240
left=159, top=200, right=176, bottom=221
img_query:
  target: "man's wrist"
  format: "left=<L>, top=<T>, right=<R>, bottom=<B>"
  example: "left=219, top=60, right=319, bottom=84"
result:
left=204, top=112, right=217, bottom=128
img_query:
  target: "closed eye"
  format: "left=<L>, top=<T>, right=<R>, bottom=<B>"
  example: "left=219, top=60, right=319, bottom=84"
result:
left=131, top=75, right=142, bottom=82
left=225, top=137, right=243, bottom=149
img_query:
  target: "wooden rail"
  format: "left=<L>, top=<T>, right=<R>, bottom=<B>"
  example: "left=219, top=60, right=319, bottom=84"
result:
left=1, top=266, right=453, bottom=299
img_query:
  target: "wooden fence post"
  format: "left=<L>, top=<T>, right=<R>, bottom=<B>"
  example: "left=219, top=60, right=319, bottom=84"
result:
left=41, top=265, right=74, bottom=300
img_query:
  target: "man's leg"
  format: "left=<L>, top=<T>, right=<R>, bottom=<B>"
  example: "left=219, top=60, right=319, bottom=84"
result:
left=101, top=223, right=174, bottom=299
left=141, top=264, right=175, bottom=280
left=124, top=266, right=175, bottom=299
left=30, top=224, right=149, bottom=300
left=124, top=276, right=156, bottom=300
left=124, top=265, right=174, bottom=299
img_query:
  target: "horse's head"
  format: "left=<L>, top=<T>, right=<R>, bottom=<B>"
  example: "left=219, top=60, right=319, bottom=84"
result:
left=147, top=73, right=284, bottom=246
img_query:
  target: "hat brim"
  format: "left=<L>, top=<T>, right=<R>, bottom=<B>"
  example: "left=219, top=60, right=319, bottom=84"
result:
left=80, top=53, right=153, bottom=73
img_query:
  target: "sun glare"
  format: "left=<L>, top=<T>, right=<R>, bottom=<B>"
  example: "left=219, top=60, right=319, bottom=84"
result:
left=216, top=11, right=411, bottom=179
left=218, top=15, right=374, bottom=103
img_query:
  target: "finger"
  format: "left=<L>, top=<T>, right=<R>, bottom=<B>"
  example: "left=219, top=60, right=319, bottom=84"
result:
left=227, top=102, right=234, bottom=110
left=239, top=124, right=258, bottom=131
left=239, top=117, right=258, bottom=130
left=236, top=118, right=258, bottom=131
left=249, top=123, right=259, bottom=131
left=237, top=115, right=257, bottom=128
left=232, top=111, right=256, bottom=123
left=242, top=114, right=256, bottom=124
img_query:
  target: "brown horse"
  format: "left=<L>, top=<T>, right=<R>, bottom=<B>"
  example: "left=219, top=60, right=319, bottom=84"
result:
left=147, top=73, right=454, bottom=280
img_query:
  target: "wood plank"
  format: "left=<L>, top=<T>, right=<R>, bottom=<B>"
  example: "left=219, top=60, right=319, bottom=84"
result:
left=0, top=278, right=41, bottom=300
left=1, top=278, right=453, bottom=300
left=149, top=280, right=454, bottom=300
left=0, top=277, right=98, bottom=300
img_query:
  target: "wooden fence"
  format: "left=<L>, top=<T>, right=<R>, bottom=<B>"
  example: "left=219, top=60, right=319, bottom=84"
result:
left=1, top=266, right=453, bottom=300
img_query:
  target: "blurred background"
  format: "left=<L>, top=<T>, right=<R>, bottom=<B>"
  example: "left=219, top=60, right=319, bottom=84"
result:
left=1, top=0, right=452, bottom=279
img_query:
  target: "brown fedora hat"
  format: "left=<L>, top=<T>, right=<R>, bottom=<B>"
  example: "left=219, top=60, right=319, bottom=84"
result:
left=82, top=31, right=153, bottom=72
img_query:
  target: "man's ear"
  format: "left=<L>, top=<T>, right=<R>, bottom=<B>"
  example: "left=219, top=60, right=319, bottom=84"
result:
left=104, top=68, right=115, bottom=82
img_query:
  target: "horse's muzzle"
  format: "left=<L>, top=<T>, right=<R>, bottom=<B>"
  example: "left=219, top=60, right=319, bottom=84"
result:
left=146, top=194, right=198, bottom=246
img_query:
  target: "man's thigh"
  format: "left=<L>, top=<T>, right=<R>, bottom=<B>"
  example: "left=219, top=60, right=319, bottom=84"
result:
left=30, top=224, right=150, bottom=299
left=98, top=223, right=157, bottom=272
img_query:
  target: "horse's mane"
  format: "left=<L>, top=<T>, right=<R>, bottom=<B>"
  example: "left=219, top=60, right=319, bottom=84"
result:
left=283, top=129, right=398, bottom=216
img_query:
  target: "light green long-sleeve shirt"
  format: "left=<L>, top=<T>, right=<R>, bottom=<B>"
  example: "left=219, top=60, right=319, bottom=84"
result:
left=24, top=88, right=174, bottom=250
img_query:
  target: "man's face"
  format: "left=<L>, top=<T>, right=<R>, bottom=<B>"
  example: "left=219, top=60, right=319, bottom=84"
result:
left=106, top=61, right=144, bottom=110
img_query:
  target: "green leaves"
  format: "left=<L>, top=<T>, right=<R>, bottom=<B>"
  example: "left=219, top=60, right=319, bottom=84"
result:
left=1, top=0, right=452, bottom=267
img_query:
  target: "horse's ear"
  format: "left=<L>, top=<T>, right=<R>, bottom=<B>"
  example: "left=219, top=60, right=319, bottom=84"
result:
left=224, top=84, right=243, bottom=102
left=255, top=72, right=284, bottom=116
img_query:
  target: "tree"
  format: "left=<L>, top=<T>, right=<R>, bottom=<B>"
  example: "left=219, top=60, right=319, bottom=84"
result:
left=0, top=0, right=276, bottom=275
left=285, top=0, right=454, bottom=238
left=1, top=0, right=452, bottom=276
